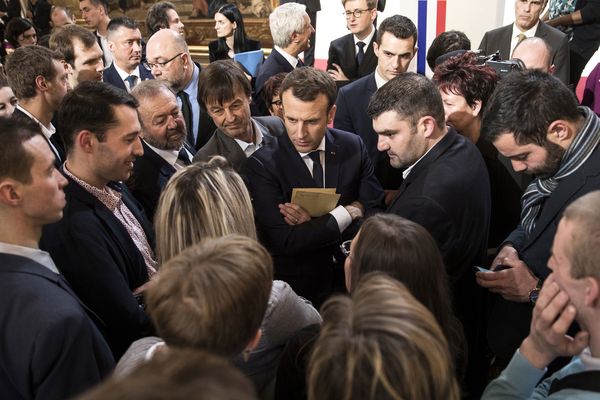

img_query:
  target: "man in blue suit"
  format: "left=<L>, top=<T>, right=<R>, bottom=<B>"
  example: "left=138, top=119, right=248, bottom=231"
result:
left=255, top=2, right=314, bottom=113
left=244, top=67, right=384, bottom=307
left=103, top=17, right=153, bottom=93
left=0, top=117, right=114, bottom=399
left=334, top=15, right=417, bottom=190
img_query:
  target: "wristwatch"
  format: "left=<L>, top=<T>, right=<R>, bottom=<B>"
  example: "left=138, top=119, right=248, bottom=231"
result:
left=528, top=278, right=543, bottom=305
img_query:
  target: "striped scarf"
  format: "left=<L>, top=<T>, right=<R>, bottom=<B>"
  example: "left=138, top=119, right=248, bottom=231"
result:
left=520, top=107, right=600, bottom=236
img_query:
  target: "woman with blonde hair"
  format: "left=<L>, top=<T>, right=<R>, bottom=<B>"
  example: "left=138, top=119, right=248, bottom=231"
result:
left=308, top=273, right=460, bottom=400
left=119, top=158, right=321, bottom=399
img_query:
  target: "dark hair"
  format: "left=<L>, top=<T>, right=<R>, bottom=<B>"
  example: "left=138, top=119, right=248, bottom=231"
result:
left=107, top=16, right=139, bottom=35
left=280, top=67, right=336, bottom=110
left=146, top=1, right=177, bottom=36
left=262, top=72, right=287, bottom=107
left=0, top=70, right=8, bottom=88
left=197, top=60, right=251, bottom=108
left=79, top=0, right=109, bottom=14
left=376, top=15, right=417, bottom=46
left=426, top=30, right=471, bottom=71
left=433, top=52, right=498, bottom=109
left=5, top=45, right=65, bottom=100
left=49, top=24, right=97, bottom=67
left=367, top=72, right=445, bottom=129
left=214, top=3, right=251, bottom=55
left=350, top=214, right=466, bottom=378
left=4, top=18, right=36, bottom=48
left=482, top=70, right=581, bottom=146
left=0, top=116, right=43, bottom=184
left=78, top=348, right=258, bottom=400
left=57, top=81, right=139, bottom=152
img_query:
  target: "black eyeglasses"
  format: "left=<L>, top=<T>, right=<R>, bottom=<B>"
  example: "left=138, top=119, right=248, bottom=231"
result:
left=343, top=8, right=373, bottom=19
left=340, top=240, right=352, bottom=257
left=143, top=52, right=183, bottom=70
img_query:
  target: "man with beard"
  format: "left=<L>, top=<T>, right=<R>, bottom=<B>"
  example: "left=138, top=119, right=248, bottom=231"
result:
left=477, top=70, right=600, bottom=371
left=129, top=80, right=194, bottom=219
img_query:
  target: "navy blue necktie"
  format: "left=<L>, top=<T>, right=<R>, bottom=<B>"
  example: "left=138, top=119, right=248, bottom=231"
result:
left=356, top=41, right=366, bottom=66
left=308, top=151, right=324, bottom=188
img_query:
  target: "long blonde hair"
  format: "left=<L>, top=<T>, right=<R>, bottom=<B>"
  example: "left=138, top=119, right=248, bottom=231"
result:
left=154, top=157, right=256, bottom=263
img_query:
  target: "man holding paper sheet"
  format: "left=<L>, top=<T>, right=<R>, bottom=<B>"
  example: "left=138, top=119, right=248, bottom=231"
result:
left=244, top=67, right=384, bottom=308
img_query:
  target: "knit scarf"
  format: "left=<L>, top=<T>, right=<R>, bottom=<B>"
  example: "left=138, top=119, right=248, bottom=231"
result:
left=520, top=107, right=600, bottom=236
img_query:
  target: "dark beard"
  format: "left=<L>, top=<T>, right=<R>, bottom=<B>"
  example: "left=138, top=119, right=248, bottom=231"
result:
left=533, top=141, right=565, bottom=179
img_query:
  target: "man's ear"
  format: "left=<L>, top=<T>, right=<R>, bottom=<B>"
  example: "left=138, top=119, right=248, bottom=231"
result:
left=420, top=116, right=438, bottom=138
left=547, top=120, right=573, bottom=145
left=0, top=180, right=23, bottom=206
left=76, top=130, right=96, bottom=154
left=327, top=104, right=337, bottom=125
left=472, top=100, right=483, bottom=117
left=35, top=75, right=47, bottom=93
left=585, top=277, right=600, bottom=307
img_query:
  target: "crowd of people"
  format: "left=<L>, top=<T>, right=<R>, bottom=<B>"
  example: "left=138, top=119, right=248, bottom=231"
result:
left=0, top=0, right=600, bottom=399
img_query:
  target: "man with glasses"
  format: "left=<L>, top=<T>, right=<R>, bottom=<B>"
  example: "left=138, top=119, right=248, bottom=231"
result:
left=145, top=29, right=216, bottom=150
left=327, top=0, right=378, bottom=87
left=479, top=0, right=569, bottom=84
left=103, top=17, right=153, bottom=93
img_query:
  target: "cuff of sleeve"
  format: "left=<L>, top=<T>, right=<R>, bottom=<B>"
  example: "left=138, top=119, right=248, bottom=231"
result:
left=330, top=205, right=352, bottom=233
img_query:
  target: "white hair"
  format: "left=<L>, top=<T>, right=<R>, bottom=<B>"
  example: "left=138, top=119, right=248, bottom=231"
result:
left=269, top=3, right=307, bottom=48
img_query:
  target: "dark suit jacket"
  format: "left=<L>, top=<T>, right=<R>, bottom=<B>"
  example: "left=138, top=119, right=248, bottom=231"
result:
left=334, top=73, right=403, bottom=189
left=487, top=137, right=600, bottom=361
left=12, top=108, right=65, bottom=168
left=254, top=48, right=295, bottom=114
left=128, top=141, right=196, bottom=220
left=387, top=129, right=490, bottom=354
left=40, top=170, right=155, bottom=359
left=0, top=253, right=114, bottom=400
left=478, top=21, right=570, bottom=84
left=327, top=30, right=377, bottom=86
left=280, top=0, right=320, bottom=12
left=102, top=63, right=154, bottom=92
left=193, top=116, right=285, bottom=171
left=208, top=38, right=262, bottom=63
left=243, top=128, right=384, bottom=306
left=188, top=62, right=218, bottom=151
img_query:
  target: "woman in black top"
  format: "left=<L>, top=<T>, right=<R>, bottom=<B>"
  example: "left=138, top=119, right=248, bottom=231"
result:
left=208, top=3, right=261, bottom=63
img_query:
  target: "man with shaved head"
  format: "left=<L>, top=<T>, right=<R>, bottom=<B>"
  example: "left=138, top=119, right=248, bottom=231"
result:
left=512, top=36, right=556, bottom=74
left=145, top=29, right=216, bottom=150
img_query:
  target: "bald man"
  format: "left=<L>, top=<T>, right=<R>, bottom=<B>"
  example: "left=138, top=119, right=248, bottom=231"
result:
left=512, top=36, right=556, bottom=75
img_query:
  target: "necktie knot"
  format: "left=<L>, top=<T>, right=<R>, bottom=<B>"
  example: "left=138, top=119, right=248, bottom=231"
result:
left=177, top=147, right=191, bottom=166
left=125, top=75, right=137, bottom=90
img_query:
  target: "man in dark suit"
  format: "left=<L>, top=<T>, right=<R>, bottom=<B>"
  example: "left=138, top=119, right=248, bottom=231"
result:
left=146, top=29, right=217, bottom=151
left=478, top=0, right=569, bottom=84
left=255, top=2, right=314, bottom=111
left=103, top=17, right=153, bottom=93
left=0, top=117, right=114, bottom=399
left=334, top=15, right=416, bottom=190
left=5, top=45, right=70, bottom=168
left=193, top=60, right=284, bottom=171
left=280, top=0, right=320, bottom=66
left=368, top=72, right=491, bottom=396
left=79, top=0, right=112, bottom=67
left=244, top=67, right=384, bottom=307
left=327, top=0, right=378, bottom=88
left=40, top=82, right=156, bottom=359
left=477, top=71, right=600, bottom=369
left=129, top=80, right=194, bottom=220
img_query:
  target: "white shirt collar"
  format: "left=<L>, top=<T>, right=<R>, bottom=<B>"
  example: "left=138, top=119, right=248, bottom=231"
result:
left=298, top=136, right=326, bottom=158
left=143, top=140, right=186, bottom=170
left=374, top=67, right=388, bottom=89
left=354, top=25, right=376, bottom=47
left=16, top=105, right=55, bottom=139
left=0, top=242, right=59, bottom=274
left=114, top=63, right=141, bottom=90
left=274, top=46, right=299, bottom=68
left=402, top=139, right=440, bottom=179
left=510, top=21, right=539, bottom=55
left=234, top=119, right=265, bottom=157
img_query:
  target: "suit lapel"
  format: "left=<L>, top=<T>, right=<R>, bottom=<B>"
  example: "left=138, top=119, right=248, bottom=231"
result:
left=280, top=135, right=316, bottom=187
left=324, top=130, right=341, bottom=189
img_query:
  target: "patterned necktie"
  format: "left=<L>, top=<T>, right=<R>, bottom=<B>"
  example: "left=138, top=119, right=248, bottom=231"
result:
left=356, top=41, right=366, bottom=66
left=177, top=91, right=194, bottom=148
left=308, top=150, right=324, bottom=188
